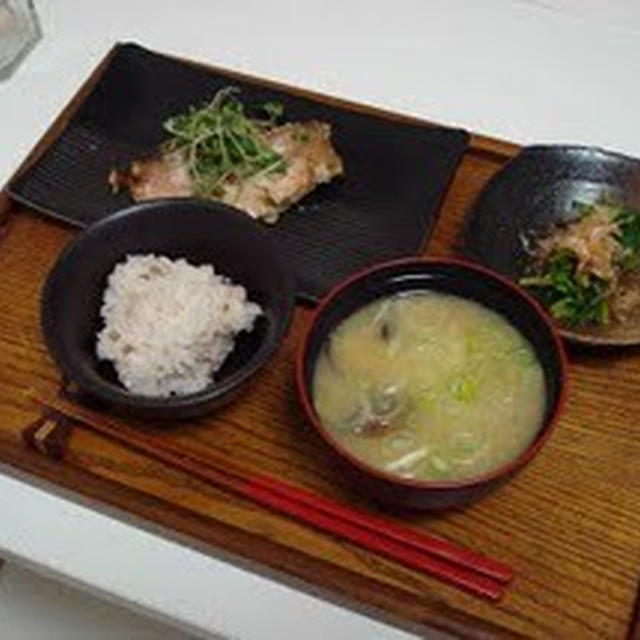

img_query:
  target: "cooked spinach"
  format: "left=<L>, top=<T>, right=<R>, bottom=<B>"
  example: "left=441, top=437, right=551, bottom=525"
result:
left=520, top=251, right=609, bottom=326
left=520, top=203, right=640, bottom=327
left=614, top=206, right=640, bottom=269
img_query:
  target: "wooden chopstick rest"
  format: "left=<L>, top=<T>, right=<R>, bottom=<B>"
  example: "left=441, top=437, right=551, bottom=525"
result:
left=22, top=411, right=74, bottom=460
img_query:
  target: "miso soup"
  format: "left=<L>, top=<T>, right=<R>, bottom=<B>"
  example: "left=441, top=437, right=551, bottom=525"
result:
left=311, top=292, right=546, bottom=482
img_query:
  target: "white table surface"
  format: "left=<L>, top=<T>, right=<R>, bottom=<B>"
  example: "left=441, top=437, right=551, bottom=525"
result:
left=1, top=1, right=640, bottom=638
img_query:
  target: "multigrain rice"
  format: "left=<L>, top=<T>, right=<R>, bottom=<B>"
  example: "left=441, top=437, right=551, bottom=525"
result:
left=96, top=254, right=262, bottom=397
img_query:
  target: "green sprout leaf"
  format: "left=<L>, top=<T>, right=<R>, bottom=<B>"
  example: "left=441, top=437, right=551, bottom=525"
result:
left=161, top=87, right=287, bottom=197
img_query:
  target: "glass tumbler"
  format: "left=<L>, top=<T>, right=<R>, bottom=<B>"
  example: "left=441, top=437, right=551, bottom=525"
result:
left=0, top=0, right=40, bottom=76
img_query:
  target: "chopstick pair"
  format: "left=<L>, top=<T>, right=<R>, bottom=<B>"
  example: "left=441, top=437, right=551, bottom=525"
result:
left=25, top=389, right=513, bottom=600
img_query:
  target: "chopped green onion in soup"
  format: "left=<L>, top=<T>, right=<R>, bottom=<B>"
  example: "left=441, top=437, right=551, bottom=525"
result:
left=311, top=292, right=545, bottom=482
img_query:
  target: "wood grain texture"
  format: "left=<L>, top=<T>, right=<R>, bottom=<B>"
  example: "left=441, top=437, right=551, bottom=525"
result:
left=1, top=46, right=640, bottom=639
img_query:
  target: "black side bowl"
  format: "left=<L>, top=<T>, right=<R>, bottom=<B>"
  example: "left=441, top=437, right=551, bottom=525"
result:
left=296, top=258, right=568, bottom=510
left=41, top=199, right=295, bottom=420
left=463, top=145, right=640, bottom=345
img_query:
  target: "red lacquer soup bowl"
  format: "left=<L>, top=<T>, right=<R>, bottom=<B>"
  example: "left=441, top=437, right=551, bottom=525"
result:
left=296, top=258, right=568, bottom=510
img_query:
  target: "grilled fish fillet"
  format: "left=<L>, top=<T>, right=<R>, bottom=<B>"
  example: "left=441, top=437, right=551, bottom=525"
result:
left=109, top=121, right=343, bottom=223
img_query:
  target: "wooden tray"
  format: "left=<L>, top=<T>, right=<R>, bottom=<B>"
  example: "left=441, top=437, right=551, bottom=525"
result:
left=2, top=45, right=640, bottom=639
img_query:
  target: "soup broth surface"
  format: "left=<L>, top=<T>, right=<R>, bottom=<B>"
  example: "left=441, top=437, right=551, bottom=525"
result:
left=312, top=292, right=546, bottom=481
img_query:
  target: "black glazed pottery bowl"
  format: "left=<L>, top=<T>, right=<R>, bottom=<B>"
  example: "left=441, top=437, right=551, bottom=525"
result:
left=41, top=199, right=295, bottom=420
left=464, top=145, right=640, bottom=345
left=296, top=258, right=568, bottom=510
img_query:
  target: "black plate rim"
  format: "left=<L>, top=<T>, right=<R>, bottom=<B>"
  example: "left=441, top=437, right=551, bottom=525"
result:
left=6, top=188, right=85, bottom=229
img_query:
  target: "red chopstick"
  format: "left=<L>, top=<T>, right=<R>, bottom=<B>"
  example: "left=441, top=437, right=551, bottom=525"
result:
left=245, top=472, right=513, bottom=584
left=30, top=392, right=512, bottom=600
left=157, top=447, right=504, bottom=600
left=245, top=482, right=504, bottom=599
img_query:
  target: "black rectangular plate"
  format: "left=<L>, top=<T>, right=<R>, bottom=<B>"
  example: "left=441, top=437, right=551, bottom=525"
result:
left=8, top=43, right=469, bottom=302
